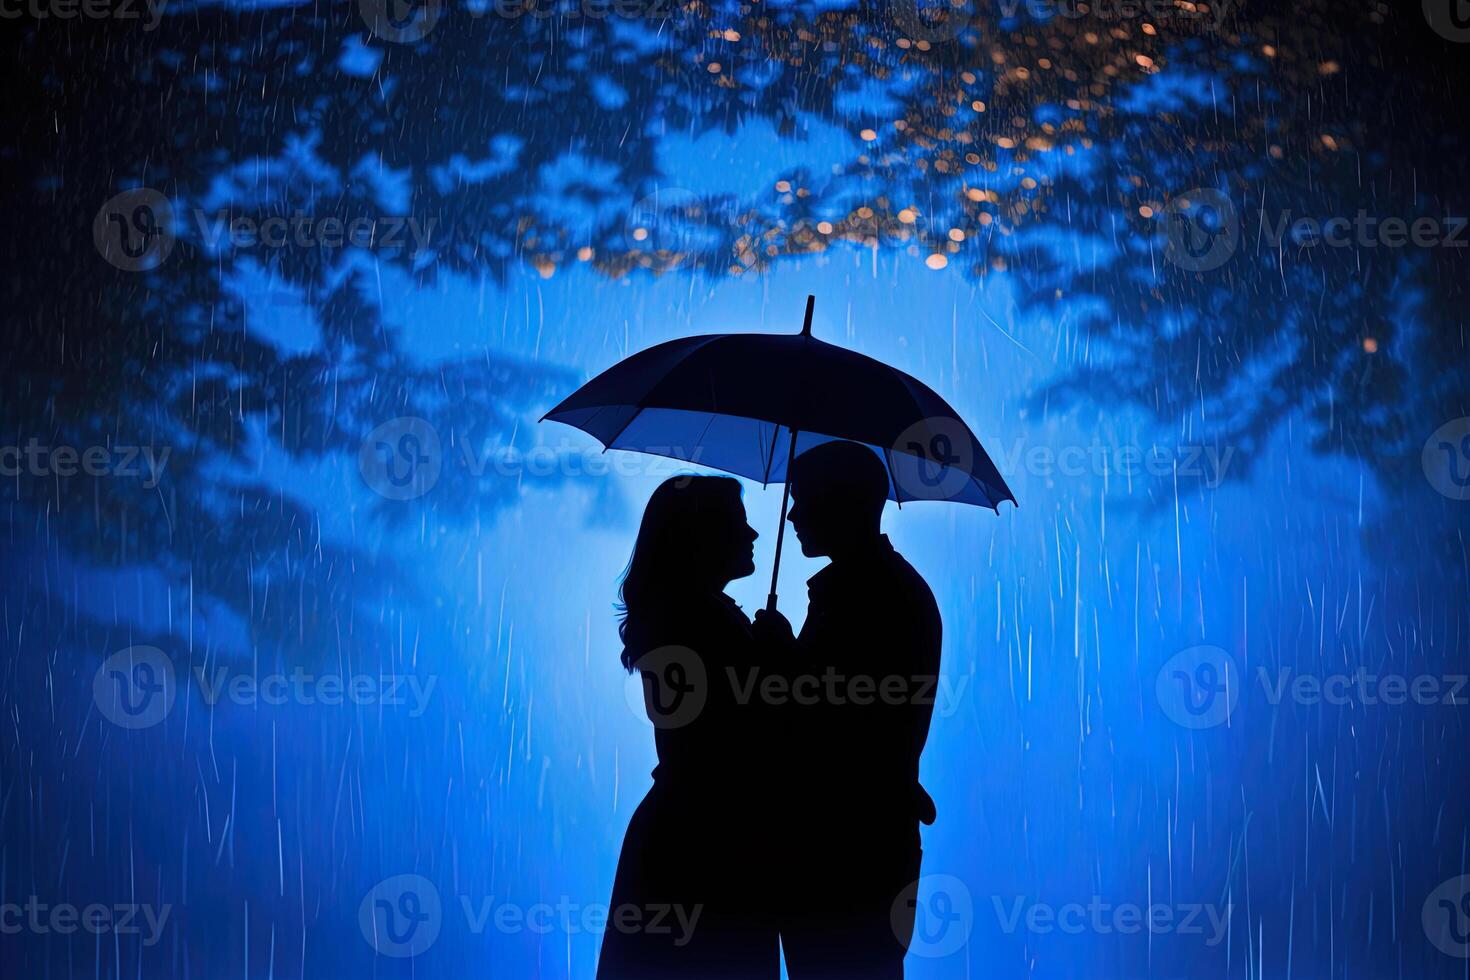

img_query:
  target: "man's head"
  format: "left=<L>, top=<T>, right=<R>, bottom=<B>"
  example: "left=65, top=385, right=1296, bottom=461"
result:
left=787, top=441, right=890, bottom=558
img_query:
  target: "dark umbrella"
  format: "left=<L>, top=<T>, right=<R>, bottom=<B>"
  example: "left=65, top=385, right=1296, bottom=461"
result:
left=543, top=295, right=1016, bottom=611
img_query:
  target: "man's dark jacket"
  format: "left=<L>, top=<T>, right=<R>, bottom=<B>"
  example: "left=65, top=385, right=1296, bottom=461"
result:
left=784, top=534, right=941, bottom=876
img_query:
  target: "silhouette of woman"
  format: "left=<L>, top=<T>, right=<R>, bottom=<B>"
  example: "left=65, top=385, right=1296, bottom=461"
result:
left=596, top=475, right=780, bottom=980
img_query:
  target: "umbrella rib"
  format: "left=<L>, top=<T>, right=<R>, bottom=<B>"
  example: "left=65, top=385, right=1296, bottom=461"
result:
left=973, top=473, right=1000, bottom=512
left=761, top=423, right=782, bottom=486
left=690, top=412, right=718, bottom=461
left=600, top=405, right=644, bottom=453
left=579, top=404, right=611, bottom=433
left=637, top=334, right=731, bottom=407
left=890, top=372, right=935, bottom=441
left=889, top=371, right=1016, bottom=506
left=883, top=445, right=904, bottom=508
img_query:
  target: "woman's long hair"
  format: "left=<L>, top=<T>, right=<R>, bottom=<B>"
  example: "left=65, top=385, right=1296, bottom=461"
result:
left=617, top=475, right=743, bottom=669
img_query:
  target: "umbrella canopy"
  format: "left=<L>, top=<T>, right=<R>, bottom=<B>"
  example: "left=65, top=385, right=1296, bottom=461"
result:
left=544, top=299, right=1016, bottom=509
left=543, top=296, right=1015, bottom=610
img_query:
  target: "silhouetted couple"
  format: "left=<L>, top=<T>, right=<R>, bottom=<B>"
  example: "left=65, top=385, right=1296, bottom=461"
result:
left=597, top=441, right=942, bottom=980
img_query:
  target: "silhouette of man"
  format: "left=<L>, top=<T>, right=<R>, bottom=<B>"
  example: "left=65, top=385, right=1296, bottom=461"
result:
left=754, top=440, right=941, bottom=980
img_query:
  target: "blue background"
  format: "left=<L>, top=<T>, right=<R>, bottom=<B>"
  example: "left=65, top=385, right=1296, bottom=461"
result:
left=4, top=1, right=1469, bottom=977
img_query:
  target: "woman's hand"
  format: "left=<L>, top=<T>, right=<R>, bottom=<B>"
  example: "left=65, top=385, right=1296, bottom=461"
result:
left=752, top=608, right=795, bottom=647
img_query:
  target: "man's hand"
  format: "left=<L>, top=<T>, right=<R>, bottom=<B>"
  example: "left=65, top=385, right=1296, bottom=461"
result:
left=752, top=608, right=795, bottom=647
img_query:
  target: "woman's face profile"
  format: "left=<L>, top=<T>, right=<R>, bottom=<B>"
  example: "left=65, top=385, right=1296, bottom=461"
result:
left=714, top=495, right=759, bottom=584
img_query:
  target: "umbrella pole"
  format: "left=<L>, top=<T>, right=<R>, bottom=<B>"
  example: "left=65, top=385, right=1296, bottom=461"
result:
left=765, top=296, right=815, bottom=614
left=766, top=426, right=800, bottom=614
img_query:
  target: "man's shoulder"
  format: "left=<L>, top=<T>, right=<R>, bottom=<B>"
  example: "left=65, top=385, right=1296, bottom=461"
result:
left=885, top=548, right=939, bottom=613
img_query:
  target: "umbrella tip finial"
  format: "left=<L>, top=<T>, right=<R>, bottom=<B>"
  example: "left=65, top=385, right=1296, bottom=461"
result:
left=801, top=295, right=815, bottom=337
